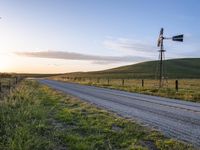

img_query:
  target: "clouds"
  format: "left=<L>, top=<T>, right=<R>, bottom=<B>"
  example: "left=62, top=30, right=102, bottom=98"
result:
left=15, top=37, right=157, bottom=65
left=103, top=37, right=156, bottom=58
left=16, top=50, right=148, bottom=65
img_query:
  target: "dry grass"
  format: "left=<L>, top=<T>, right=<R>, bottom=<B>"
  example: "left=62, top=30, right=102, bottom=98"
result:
left=53, top=77, right=200, bottom=102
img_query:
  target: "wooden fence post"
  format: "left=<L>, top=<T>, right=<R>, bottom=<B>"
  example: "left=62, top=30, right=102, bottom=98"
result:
left=97, top=78, right=100, bottom=83
left=175, top=80, right=178, bottom=92
left=15, top=77, right=17, bottom=85
left=0, top=82, right=2, bottom=92
left=122, top=79, right=124, bottom=86
left=142, top=79, right=144, bottom=87
left=107, top=78, right=110, bottom=85
left=8, top=80, right=11, bottom=91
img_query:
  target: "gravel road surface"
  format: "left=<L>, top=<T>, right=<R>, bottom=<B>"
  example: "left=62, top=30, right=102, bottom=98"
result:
left=39, top=79, right=200, bottom=146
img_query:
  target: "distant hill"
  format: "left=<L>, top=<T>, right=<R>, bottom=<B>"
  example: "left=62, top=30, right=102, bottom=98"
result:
left=0, top=73, right=63, bottom=78
left=62, top=58, right=200, bottom=79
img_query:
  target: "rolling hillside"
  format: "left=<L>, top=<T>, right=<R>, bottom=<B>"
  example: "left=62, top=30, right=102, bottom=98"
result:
left=62, top=58, right=200, bottom=79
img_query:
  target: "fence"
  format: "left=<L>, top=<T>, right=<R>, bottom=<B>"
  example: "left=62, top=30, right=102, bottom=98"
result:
left=0, top=76, right=23, bottom=97
left=55, top=76, right=182, bottom=91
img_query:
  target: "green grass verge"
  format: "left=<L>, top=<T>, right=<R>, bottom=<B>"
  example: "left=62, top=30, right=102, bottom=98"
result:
left=0, top=80, right=195, bottom=150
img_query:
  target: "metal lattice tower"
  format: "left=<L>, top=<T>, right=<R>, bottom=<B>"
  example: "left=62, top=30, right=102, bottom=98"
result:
left=157, top=28, right=184, bottom=88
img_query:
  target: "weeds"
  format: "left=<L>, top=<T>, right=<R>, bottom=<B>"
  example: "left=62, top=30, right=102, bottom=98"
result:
left=0, top=80, right=195, bottom=150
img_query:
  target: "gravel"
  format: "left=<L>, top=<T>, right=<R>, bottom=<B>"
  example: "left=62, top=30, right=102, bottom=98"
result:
left=38, top=79, right=200, bottom=146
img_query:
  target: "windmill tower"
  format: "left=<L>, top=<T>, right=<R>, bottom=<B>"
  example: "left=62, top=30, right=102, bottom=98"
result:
left=157, top=28, right=184, bottom=88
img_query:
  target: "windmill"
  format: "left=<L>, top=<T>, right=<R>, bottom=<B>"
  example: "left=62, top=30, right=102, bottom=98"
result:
left=157, top=28, right=184, bottom=87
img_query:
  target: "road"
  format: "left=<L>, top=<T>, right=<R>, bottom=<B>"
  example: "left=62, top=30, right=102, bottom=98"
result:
left=39, top=79, right=200, bottom=146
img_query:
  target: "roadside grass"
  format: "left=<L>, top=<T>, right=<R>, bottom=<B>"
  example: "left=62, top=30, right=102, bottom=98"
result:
left=0, top=81, right=58, bottom=150
left=0, top=77, right=18, bottom=98
left=53, top=78, right=200, bottom=102
left=0, top=80, right=195, bottom=150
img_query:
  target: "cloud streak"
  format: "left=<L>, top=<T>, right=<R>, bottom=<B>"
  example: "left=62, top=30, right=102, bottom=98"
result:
left=16, top=50, right=148, bottom=64
left=103, top=37, right=156, bottom=57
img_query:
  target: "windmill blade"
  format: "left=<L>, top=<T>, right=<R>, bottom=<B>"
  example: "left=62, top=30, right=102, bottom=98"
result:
left=157, top=28, right=164, bottom=47
left=160, top=28, right=164, bottom=36
left=172, top=34, right=184, bottom=42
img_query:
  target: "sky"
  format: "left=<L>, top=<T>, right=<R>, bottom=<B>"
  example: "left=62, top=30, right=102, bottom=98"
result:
left=0, top=0, right=200, bottom=73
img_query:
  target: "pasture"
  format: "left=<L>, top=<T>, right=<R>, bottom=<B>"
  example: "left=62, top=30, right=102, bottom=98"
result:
left=52, top=77, right=200, bottom=102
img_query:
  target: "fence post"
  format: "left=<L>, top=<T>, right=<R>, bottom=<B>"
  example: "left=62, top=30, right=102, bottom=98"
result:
left=175, top=80, right=178, bottom=92
left=97, top=78, right=100, bottom=83
left=122, top=79, right=124, bottom=86
left=15, top=77, right=18, bottom=84
left=142, top=79, right=144, bottom=87
left=8, top=80, right=11, bottom=91
left=0, top=82, right=2, bottom=92
left=107, top=78, right=110, bottom=85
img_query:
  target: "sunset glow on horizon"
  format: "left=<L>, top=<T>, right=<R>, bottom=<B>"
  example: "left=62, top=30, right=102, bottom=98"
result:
left=0, top=0, right=200, bottom=73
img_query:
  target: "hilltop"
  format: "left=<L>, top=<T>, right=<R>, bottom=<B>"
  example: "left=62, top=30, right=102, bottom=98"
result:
left=62, top=58, right=200, bottom=79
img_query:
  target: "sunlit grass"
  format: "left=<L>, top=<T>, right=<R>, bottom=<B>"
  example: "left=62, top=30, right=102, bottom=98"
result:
left=0, top=80, right=195, bottom=149
left=54, top=78, right=200, bottom=102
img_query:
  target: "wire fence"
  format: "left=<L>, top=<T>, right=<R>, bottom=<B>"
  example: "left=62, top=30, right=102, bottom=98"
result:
left=0, top=76, right=23, bottom=98
left=51, top=76, right=198, bottom=92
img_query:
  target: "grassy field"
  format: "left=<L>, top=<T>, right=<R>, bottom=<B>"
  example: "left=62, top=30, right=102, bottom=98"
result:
left=60, top=58, right=200, bottom=79
left=0, top=80, right=195, bottom=150
left=52, top=78, right=200, bottom=103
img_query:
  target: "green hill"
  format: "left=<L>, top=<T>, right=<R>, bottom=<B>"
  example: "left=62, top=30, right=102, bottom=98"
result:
left=63, top=58, right=200, bottom=79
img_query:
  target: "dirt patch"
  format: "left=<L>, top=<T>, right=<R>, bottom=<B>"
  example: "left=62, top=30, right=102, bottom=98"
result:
left=140, top=140, right=159, bottom=150
left=112, top=124, right=123, bottom=132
